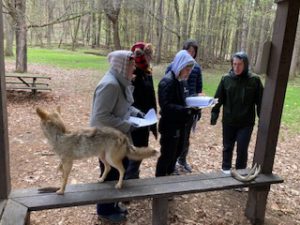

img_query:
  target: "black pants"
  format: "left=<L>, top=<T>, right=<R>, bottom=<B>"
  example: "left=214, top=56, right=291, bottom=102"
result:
left=155, top=127, right=185, bottom=177
left=222, top=124, right=254, bottom=170
left=96, top=158, right=128, bottom=216
left=125, top=127, right=149, bottom=179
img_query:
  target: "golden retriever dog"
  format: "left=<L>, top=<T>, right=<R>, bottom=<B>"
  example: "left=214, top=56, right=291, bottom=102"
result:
left=36, top=107, right=157, bottom=194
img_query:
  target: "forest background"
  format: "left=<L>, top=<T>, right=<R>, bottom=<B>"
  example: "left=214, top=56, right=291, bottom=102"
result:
left=1, top=1, right=300, bottom=224
left=2, top=0, right=300, bottom=77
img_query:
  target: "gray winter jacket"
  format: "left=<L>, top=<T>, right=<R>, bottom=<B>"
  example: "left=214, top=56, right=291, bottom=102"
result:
left=90, top=68, right=140, bottom=134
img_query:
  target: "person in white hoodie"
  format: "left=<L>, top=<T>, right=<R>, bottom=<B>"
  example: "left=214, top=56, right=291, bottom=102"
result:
left=155, top=50, right=197, bottom=177
left=90, top=50, right=144, bottom=223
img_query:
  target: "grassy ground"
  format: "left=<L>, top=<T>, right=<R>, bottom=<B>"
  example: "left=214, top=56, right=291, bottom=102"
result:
left=5, top=47, right=109, bottom=72
left=5, top=47, right=300, bottom=133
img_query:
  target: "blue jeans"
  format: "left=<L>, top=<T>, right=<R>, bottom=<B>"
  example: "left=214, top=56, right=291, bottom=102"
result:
left=222, top=124, right=253, bottom=170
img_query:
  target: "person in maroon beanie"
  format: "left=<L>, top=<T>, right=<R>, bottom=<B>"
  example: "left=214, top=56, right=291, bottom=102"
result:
left=125, top=42, right=158, bottom=180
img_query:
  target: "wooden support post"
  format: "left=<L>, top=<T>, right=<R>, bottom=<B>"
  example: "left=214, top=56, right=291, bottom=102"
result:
left=0, top=0, right=11, bottom=199
left=152, top=197, right=168, bottom=225
left=0, top=200, right=29, bottom=225
left=246, top=0, right=300, bottom=224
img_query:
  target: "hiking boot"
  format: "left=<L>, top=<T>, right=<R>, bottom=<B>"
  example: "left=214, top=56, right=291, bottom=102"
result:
left=98, top=212, right=127, bottom=223
left=170, top=167, right=180, bottom=176
left=115, top=202, right=128, bottom=214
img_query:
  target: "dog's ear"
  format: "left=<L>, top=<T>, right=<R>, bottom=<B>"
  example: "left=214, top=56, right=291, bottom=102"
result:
left=56, top=106, right=61, bottom=114
left=36, top=107, right=48, bottom=120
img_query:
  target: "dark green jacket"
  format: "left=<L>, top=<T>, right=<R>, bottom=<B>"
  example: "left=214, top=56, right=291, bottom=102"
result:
left=211, top=71, right=264, bottom=127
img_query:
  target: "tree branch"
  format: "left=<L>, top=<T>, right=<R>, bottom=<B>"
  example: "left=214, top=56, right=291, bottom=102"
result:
left=27, top=12, right=90, bottom=29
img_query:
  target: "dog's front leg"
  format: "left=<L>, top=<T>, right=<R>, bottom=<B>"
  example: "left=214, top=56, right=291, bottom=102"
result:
left=57, top=160, right=73, bottom=195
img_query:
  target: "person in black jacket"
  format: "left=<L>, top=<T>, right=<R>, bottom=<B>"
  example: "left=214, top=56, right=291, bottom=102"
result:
left=125, top=42, right=157, bottom=179
left=210, top=52, right=264, bottom=174
left=156, top=50, right=197, bottom=177
left=166, top=39, right=203, bottom=173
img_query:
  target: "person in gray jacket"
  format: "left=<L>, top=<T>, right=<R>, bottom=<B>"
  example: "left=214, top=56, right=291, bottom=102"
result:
left=90, top=50, right=143, bottom=223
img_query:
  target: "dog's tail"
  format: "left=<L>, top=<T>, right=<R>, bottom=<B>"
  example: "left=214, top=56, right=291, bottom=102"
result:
left=126, top=145, right=158, bottom=161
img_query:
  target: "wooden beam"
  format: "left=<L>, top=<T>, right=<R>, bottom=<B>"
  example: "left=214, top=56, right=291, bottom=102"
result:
left=9, top=172, right=282, bottom=211
left=0, top=200, right=29, bottom=225
left=246, top=0, right=300, bottom=224
left=253, top=0, right=300, bottom=174
left=152, top=197, right=168, bottom=225
left=0, top=199, right=7, bottom=218
left=0, top=0, right=11, bottom=199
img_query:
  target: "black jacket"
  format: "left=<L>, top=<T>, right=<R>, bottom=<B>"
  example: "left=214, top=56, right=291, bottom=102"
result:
left=211, top=71, right=264, bottom=127
left=158, top=71, right=193, bottom=132
left=132, top=67, right=157, bottom=113
left=132, top=67, right=157, bottom=135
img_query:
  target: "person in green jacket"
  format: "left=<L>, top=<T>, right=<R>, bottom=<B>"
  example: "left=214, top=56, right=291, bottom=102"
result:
left=210, top=52, right=264, bottom=174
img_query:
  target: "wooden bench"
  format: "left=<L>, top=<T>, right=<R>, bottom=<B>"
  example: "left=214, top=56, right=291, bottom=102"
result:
left=0, top=171, right=283, bottom=225
left=5, top=74, right=51, bottom=94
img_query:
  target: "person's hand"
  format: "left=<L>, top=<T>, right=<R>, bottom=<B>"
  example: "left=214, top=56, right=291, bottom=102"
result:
left=136, top=111, right=145, bottom=118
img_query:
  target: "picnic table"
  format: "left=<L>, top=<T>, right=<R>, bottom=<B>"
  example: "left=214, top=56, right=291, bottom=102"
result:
left=5, top=73, right=51, bottom=94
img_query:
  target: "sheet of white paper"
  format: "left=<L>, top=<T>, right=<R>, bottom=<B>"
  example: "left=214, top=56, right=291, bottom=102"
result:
left=129, top=108, right=158, bottom=127
left=185, top=96, right=218, bottom=109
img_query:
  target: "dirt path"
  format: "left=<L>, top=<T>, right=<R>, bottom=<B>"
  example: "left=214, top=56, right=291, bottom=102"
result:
left=5, top=62, right=300, bottom=225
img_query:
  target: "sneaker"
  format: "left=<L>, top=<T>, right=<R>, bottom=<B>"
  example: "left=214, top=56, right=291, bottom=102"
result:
left=234, top=187, right=248, bottom=192
left=98, top=212, right=127, bottom=223
left=221, top=169, right=231, bottom=175
left=178, top=160, right=192, bottom=173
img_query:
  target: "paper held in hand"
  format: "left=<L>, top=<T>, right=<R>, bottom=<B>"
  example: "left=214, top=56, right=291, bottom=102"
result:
left=129, top=108, right=158, bottom=128
left=185, top=96, right=218, bottom=108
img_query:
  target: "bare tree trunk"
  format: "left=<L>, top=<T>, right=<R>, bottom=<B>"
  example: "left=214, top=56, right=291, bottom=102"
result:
left=165, top=0, right=173, bottom=54
left=246, top=0, right=260, bottom=65
left=174, top=0, right=181, bottom=50
left=241, top=2, right=250, bottom=51
left=255, top=1, right=273, bottom=71
left=96, top=13, right=102, bottom=47
left=4, top=14, right=14, bottom=56
left=105, top=16, right=111, bottom=48
left=47, top=0, right=55, bottom=46
left=181, top=0, right=189, bottom=42
left=207, top=0, right=217, bottom=61
left=196, top=0, right=206, bottom=60
left=15, top=0, right=27, bottom=73
left=155, top=0, right=163, bottom=64
left=187, top=0, right=195, bottom=38
left=71, top=16, right=81, bottom=51
left=102, top=0, right=122, bottom=50
left=91, top=8, right=97, bottom=48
